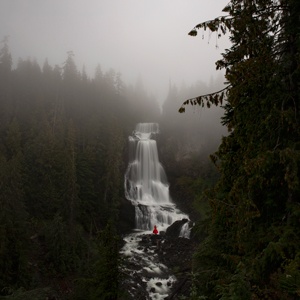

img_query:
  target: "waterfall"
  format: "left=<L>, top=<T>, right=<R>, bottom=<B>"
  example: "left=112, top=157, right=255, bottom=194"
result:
left=125, top=123, right=189, bottom=231
left=179, top=222, right=191, bottom=238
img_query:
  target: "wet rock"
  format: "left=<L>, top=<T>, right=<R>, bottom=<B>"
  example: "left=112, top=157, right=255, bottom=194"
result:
left=165, top=219, right=188, bottom=238
left=142, top=268, right=155, bottom=278
left=121, top=226, right=198, bottom=300
left=159, top=231, right=166, bottom=236
left=141, top=235, right=150, bottom=244
left=120, top=271, right=150, bottom=300
left=151, top=234, right=161, bottom=240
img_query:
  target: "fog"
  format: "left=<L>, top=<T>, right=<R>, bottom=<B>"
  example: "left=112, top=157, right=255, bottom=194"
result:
left=1, top=0, right=230, bottom=105
left=0, top=3, right=232, bottom=292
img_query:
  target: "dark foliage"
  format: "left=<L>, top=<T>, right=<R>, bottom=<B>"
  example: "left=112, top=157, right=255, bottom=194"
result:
left=0, top=40, right=160, bottom=297
left=180, top=0, right=300, bottom=299
left=75, top=221, right=126, bottom=300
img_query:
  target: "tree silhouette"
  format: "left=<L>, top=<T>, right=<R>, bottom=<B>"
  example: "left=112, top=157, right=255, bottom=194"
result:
left=181, top=0, right=300, bottom=298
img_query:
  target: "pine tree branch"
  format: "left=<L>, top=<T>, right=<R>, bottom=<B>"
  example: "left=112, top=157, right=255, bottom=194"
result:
left=179, top=85, right=230, bottom=113
left=189, top=86, right=231, bottom=99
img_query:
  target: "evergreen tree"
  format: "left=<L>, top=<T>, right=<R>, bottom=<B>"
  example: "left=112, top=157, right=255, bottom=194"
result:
left=62, top=51, right=80, bottom=120
left=76, top=145, right=98, bottom=230
left=0, top=33, right=160, bottom=295
left=94, top=64, right=103, bottom=83
left=102, top=120, right=125, bottom=222
left=23, top=105, right=61, bottom=219
left=180, top=0, right=300, bottom=298
left=0, top=119, right=29, bottom=291
left=13, top=58, right=43, bottom=132
left=0, top=36, right=12, bottom=127
left=63, top=119, right=79, bottom=238
left=76, top=220, right=125, bottom=300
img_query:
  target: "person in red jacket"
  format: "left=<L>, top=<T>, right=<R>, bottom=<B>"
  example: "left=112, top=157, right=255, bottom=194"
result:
left=153, top=225, right=158, bottom=234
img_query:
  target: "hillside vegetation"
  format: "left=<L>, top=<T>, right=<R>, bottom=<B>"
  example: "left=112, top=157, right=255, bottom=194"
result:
left=179, top=0, right=300, bottom=298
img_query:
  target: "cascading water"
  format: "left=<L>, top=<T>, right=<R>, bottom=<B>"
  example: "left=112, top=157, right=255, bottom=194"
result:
left=122, top=123, right=190, bottom=300
left=125, top=123, right=189, bottom=231
left=179, top=222, right=191, bottom=238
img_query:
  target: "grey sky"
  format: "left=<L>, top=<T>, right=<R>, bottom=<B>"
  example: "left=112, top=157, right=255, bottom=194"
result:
left=1, top=0, right=230, bottom=104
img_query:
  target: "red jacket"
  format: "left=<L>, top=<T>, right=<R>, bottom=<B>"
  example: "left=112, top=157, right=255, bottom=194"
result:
left=153, top=226, right=158, bottom=234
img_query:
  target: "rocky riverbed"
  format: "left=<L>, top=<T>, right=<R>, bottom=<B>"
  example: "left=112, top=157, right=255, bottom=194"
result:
left=120, top=220, right=198, bottom=300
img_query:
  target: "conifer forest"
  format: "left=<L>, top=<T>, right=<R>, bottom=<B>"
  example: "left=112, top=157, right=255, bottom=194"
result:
left=1, top=0, right=300, bottom=299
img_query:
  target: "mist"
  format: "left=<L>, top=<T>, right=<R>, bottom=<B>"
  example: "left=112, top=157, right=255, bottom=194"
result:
left=0, top=1, right=233, bottom=297
left=1, top=0, right=230, bottom=106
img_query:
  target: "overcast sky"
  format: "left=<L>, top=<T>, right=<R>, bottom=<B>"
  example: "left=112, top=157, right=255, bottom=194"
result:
left=1, top=0, right=230, bottom=104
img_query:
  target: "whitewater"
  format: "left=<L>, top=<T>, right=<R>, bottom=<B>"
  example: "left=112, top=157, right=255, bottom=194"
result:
left=122, top=123, right=190, bottom=299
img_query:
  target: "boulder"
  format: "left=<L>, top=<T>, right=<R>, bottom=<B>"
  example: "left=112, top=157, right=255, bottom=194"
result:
left=165, top=219, right=189, bottom=238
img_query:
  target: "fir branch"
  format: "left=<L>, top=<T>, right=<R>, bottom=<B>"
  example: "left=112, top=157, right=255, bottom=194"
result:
left=178, top=85, right=230, bottom=113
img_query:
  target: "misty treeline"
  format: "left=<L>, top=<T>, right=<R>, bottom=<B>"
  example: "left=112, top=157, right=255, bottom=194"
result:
left=159, top=76, right=227, bottom=221
left=0, top=36, right=224, bottom=299
left=0, top=39, right=141, bottom=299
left=179, top=0, right=300, bottom=299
